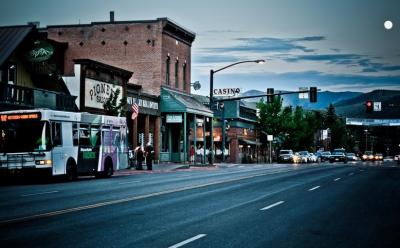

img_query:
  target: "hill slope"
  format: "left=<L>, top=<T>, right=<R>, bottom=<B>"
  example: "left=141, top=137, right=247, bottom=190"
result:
left=241, top=90, right=362, bottom=110
left=334, top=90, right=400, bottom=119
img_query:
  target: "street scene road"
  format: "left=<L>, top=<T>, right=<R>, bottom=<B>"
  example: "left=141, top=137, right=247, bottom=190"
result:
left=1, top=161, right=399, bottom=248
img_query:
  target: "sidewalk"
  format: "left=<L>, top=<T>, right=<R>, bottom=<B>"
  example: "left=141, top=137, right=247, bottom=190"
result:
left=114, top=162, right=216, bottom=176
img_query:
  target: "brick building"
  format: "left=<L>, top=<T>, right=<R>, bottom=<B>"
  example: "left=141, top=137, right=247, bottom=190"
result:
left=44, top=13, right=209, bottom=163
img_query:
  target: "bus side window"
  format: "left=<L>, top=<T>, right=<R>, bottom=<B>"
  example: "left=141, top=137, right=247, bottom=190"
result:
left=91, top=125, right=101, bottom=147
left=73, top=124, right=79, bottom=146
left=52, top=122, right=62, bottom=146
left=79, top=125, right=91, bottom=146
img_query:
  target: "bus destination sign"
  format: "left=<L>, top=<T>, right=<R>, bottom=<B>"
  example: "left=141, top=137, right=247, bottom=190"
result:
left=0, top=113, right=41, bottom=122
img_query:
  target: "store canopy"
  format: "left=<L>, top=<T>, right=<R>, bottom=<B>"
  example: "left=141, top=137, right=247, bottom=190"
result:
left=160, top=87, right=213, bottom=117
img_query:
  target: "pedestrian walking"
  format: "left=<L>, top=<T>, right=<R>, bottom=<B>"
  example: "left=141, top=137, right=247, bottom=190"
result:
left=145, top=142, right=154, bottom=170
left=135, top=143, right=144, bottom=170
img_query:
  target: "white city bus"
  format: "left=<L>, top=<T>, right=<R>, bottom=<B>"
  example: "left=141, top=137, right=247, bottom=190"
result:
left=0, top=109, right=128, bottom=179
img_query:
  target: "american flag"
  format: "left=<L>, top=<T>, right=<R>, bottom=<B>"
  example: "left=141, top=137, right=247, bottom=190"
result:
left=131, top=101, right=139, bottom=120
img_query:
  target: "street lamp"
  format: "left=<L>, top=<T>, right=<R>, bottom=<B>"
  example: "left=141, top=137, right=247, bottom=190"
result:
left=364, top=129, right=368, bottom=152
left=209, top=59, right=265, bottom=164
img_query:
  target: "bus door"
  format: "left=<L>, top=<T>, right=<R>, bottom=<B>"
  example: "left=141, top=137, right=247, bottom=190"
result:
left=101, top=125, right=111, bottom=171
left=51, top=122, right=64, bottom=175
left=119, top=125, right=128, bottom=169
left=77, top=124, right=100, bottom=174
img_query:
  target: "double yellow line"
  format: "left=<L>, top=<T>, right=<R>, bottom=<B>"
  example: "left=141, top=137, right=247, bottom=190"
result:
left=0, top=168, right=294, bottom=226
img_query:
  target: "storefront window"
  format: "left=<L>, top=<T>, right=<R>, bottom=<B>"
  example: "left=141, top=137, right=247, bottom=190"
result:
left=165, top=56, right=170, bottom=85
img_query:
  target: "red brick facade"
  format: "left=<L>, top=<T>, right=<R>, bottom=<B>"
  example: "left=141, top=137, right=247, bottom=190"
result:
left=45, top=18, right=194, bottom=96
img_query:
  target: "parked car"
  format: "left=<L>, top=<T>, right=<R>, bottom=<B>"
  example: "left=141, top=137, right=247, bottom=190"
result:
left=329, top=149, right=348, bottom=163
left=374, top=153, right=383, bottom=161
left=278, top=149, right=294, bottom=163
left=346, top=153, right=358, bottom=161
left=362, top=151, right=374, bottom=161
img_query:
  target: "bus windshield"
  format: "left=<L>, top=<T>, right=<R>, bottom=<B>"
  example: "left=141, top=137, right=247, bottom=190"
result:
left=0, top=120, right=51, bottom=153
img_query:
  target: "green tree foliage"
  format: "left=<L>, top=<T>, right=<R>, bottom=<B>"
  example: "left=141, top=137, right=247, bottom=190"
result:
left=103, top=88, right=127, bottom=116
left=323, top=104, right=353, bottom=150
left=257, top=100, right=355, bottom=152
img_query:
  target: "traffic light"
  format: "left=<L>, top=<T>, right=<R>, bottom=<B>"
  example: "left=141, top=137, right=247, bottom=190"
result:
left=365, top=100, right=373, bottom=113
left=267, top=88, right=274, bottom=103
left=309, top=87, right=317, bottom=102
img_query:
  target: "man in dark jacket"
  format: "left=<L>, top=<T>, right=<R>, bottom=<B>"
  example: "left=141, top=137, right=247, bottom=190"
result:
left=145, top=142, right=154, bottom=170
left=135, top=143, right=144, bottom=170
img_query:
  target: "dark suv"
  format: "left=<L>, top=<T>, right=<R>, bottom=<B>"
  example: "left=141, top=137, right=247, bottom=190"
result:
left=278, top=149, right=294, bottom=163
left=329, top=149, right=348, bottom=163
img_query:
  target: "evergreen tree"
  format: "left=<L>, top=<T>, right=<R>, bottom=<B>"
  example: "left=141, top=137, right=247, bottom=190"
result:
left=103, top=88, right=127, bottom=116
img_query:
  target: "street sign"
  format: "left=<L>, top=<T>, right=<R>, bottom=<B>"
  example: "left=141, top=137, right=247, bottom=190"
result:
left=374, top=102, right=381, bottom=111
left=299, top=87, right=308, bottom=99
left=267, top=135, right=274, bottom=141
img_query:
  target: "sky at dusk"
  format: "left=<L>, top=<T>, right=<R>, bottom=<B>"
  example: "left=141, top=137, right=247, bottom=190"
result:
left=1, top=0, right=399, bottom=95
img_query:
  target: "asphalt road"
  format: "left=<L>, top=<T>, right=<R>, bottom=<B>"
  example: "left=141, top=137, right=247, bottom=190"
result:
left=0, top=161, right=399, bottom=248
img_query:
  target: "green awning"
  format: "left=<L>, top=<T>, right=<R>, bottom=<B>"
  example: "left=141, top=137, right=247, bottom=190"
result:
left=160, top=87, right=213, bottom=117
left=239, top=138, right=262, bottom=146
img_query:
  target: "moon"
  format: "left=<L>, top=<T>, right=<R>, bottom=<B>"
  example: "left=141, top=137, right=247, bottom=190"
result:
left=384, top=20, right=393, bottom=30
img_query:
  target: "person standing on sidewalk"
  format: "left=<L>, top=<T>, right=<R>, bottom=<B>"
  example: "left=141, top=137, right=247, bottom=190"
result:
left=145, top=142, right=154, bottom=170
left=190, top=145, right=195, bottom=164
left=135, top=143, right=144, bottom=170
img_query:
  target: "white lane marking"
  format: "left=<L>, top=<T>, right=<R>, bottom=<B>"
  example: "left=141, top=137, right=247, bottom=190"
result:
left=118, top=180, right=143, bottom=185
left=334, top=178, right=341, bottom=181
left=348, top=172, right=354, bottom=176
left=168, top=234, right=207, bottom=248
left=360, top=169, right=364, bottom=172
left=260, top=201, right=285, bottom=211
left=21, top=191, right=59, bottom=197
left=308, top=186, right=320, bottom=191
left=177, top=175, right=192, bottom=178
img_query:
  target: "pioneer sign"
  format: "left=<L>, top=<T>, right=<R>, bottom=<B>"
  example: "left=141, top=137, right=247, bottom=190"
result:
left=84, top=78, right=123, bottom=109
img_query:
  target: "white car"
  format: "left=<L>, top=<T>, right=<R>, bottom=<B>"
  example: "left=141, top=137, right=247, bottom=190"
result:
left=395, top=155, right=400, bottom=164
left=308, top=153, right=318, bottom=163
left=294, top=151, right=310, bottom=163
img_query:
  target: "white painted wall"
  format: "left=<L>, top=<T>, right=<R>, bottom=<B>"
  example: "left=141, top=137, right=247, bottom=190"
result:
left=62, top=64, right=81, bottom=109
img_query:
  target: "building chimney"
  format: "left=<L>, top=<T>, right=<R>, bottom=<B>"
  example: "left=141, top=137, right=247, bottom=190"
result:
left=110, top=11, right=115, bottom=22
left=27, top=21, right=40, bottom=28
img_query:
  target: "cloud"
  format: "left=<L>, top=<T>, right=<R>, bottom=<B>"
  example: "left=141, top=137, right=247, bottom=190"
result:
left=292, top=36, right=326, bottom=42
left=283, top=54, right=364, bottom=64
left=200, top=36, right=325, bottom=53
left=193, top=54, right=241, bottom=64
left=358, top=58, right=400, bottom=72
left=282, top=54, right=400, bottom=72
left=192, top=69, right=400, bottom=95
left=202, top=29, right=241, bottom=34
